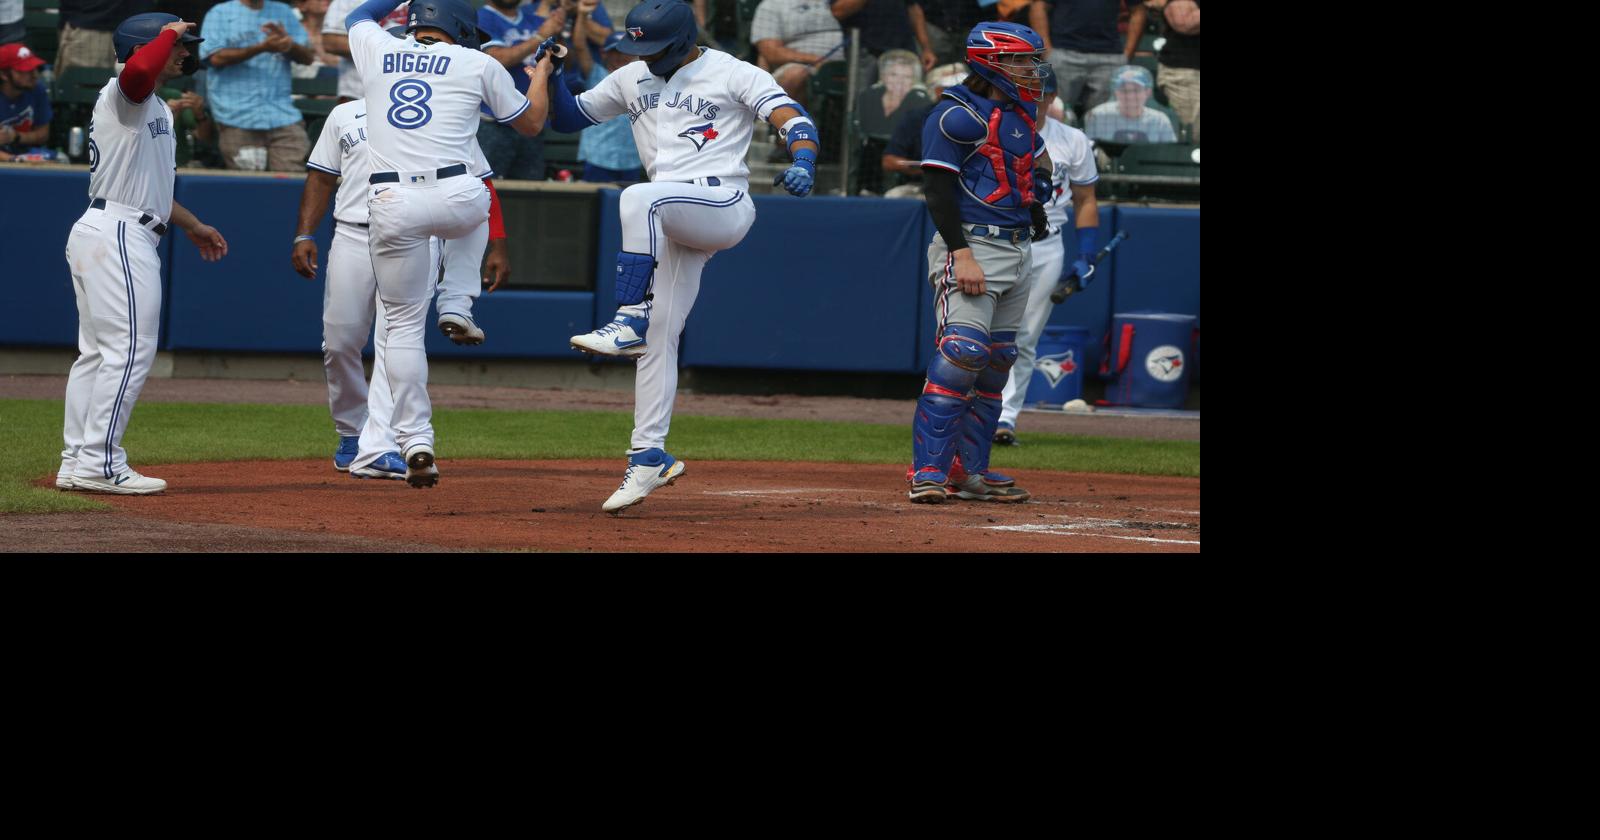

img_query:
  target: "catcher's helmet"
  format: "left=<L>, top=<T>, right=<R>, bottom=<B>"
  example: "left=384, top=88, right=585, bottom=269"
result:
left=964, top=21, right=1046, bottom=103
left=407, top=0, right=489, bottom=50
left=612, top=0, right=698, bottom=78
left=1039, top=62, right=1057, bottom=97
left=113, top=12, right=204, bottom=73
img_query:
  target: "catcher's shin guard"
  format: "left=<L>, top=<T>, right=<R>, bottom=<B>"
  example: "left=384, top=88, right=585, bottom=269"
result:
left=913, top=325, right=991, bottom=480
left=955, top=332, right=1017, bottom=477
left=615, top=250, right=656, bottom=307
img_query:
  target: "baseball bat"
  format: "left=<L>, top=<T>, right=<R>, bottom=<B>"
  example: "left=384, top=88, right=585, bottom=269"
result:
left=1050, top=230, right=1129, bottom=304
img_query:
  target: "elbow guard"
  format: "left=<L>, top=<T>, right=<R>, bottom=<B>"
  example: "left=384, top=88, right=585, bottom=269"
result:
left=779, top=115, right=818, bottom=156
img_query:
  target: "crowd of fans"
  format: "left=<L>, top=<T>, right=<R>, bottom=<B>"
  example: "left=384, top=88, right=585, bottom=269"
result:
left=2, top=0, right=1198, bottom=190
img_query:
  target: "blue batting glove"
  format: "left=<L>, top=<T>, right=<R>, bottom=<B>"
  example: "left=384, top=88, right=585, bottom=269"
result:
left=773, top=154, right=815, bottom=197
left=1068, top=255, right=1095, bottom=290
left=532, top=36, right=564, bottom=72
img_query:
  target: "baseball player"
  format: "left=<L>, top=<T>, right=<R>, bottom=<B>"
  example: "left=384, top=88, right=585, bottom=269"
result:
left=56, top=13, right=229, bottom=495
left=994, top=63, right=1098, bottom=447
left=292, top=85, right=506, bottom=479
left=528, top=0, right=819, bottom=514
left=908, top=21, right=1052, bottom=504
left=341, top=0, right=546, bottom=488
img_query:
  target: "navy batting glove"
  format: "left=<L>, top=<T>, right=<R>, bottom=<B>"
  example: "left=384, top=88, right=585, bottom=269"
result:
left=1069, top=255, right=1095, bottom=290
left=532, top=36, right=564, bottom=72
left=774, top=152, right=815, bottom=197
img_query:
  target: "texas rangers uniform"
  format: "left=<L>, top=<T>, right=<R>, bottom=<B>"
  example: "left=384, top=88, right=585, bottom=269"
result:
left=304, top=99, right=493, bottom=477
left=997, top=114, right=1097, bottom=432
left=344, top=2, right=528, bottom=483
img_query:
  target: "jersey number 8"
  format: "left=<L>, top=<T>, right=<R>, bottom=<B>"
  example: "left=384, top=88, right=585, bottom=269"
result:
left=387, top=79, right=434, bottom=130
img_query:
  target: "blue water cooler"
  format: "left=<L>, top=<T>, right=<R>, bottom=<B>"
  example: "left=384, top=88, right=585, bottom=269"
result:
left=1099, top=312, right=1197, bottom=409
left=1024, top=326, right=1090, bottom=406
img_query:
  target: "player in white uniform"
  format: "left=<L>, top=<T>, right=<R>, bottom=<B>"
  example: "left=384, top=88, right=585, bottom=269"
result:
left=993, top=65, right=1100, bottom=446
left=292, top=96, right=500, bottom=480
left=342, top=0, right=545, bottom=487
left=57, top=13, right=229, bottom=495
left=531, top=0, right=820, bottom=514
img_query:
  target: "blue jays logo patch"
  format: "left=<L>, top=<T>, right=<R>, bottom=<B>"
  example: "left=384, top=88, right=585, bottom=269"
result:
left=628, top=26, right=644, bottom=39
left=678, top=122, right=719, bottom=151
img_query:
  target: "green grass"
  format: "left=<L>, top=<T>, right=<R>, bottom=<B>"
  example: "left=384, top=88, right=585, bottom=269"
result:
left=0, top=398, right=1199, bottom=513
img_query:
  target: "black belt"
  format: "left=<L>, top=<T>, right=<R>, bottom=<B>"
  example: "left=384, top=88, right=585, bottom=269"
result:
left=369, top=163, right=468, bottom=184
left=679, top=176, right=721, bottom=186
left=335, top=218, right=369, bottom=228
left=89, top=198, right=167, bottom=236
left=968, top=224, right=1030, bottom=244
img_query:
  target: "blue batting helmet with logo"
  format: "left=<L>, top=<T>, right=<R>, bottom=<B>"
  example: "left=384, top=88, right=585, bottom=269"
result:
left=964, top=21, right=1046, bottom=103
left=407, top=0, right=489, bottom=50
left=612, top=0, right=698, bottom=78
left=113, top=12, right=204, bottom=67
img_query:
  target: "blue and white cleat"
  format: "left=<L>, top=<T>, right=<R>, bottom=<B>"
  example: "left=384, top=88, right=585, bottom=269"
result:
left=602, top=448, right=685, bottom=513
left=570, top=312, right=649, bottom=358
left=351, top=451, right=408, bottom=480
left=334, top=435, right=360, bottom=471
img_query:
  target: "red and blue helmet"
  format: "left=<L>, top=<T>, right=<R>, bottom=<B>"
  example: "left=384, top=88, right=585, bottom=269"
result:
left=964, top=22, right=1047, bottom=103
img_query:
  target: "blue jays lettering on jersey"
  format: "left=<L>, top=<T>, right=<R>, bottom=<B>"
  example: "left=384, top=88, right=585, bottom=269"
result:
left=919, top=84, right=1045, bottom=228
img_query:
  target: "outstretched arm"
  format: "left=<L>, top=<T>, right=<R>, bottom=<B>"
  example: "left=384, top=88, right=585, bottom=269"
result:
left=768, top=104, right=819, bottom=197
left=171, top=200, right=228, bottom=262
left=531, top=44, right=598, bottom=133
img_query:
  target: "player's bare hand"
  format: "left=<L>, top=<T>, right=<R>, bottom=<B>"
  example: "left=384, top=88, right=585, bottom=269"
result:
left=483, top=241, right=510, bottom=292
left=292, top=239, right=319, bottom=278
left=952, top=249, right=986, bottom=296
left=161, top=20, right=196, bottom=37
left=188, top=224, right=228, bottom=262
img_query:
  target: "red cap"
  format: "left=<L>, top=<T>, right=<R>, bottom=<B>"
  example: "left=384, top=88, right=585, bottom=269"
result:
left=0, top=43, right=47, bottom=72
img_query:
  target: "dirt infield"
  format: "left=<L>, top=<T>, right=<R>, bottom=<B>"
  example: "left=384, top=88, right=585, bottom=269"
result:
left=18, top=459, right=1199, bottom=552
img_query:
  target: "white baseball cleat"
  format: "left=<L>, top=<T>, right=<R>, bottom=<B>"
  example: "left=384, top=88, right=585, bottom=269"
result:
left=438, top=312, right=485, bottom=345
left=405, top=444, right=439, bottom=489
left=71, top=469, right=167, bottom=495
left=56, top=474, right=76, bottom=490
left=571, top=312, right=649, bottom=358
left=947, top=474, right=1030, bottom=502
left=602, top=448, right=685, bottom=513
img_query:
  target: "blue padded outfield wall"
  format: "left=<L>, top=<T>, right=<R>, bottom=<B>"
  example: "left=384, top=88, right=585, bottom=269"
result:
left=1, top=168, right=1198, bottom=375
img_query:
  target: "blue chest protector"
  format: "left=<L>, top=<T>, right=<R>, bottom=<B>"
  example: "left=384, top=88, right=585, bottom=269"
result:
left=937, top=86, right=1040, bottom=218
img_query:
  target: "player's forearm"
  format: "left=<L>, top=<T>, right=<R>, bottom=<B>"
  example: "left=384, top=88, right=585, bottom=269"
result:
left=1070, top=186, right=1099, bottom=230
left=120, top=28, right=178, bottom=99
left=1030, top=3, right=1053, bottom=51
left=169, top=200, right=205, bottom=232
left=346, top=0, right=402, bottom=30
left=207, top=44, right=267, bottom=68
left=544, top=68, right=594, bottom=132
left=322, top=32, right=351, bottom=57
left=923, top=169, right=970, bottom=251
left=296, top=171, right=337, bottom=235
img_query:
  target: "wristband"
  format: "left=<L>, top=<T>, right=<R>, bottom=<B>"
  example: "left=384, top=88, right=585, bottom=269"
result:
left=294, top=234, right=315, bottom=244
left=1075, top=225, right=1098, bottom=258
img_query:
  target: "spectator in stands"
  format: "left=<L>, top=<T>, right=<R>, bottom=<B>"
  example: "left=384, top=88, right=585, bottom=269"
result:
left=572, top=29, right=641, bottom=184
left=160, top=86, right=220, bottom=167
left=477, top=0, right=615, bottom=181
left=1028, top=0, right=1143, bottom=117
left=831, top=0, right=935, bottom=81
left=55, top=0, right=153, bottom=75
left=751, top=0, right=843, bottom=109
left=1143, top=0, right=1197, bottom=135
left=915, top=0, right=989, bottom=66
left=321, top=0, right=407, bottom=104
left=290, top=0, right=338, bottom=77
left=201, top=0, right=316, bottom=171
left=0, top=41, right=50, bottom=161
left=1084, top=64, right=1174, bottom=143
left=879, top=61, right=964, bottom=198
left=1, top=1, right=24, bottom=47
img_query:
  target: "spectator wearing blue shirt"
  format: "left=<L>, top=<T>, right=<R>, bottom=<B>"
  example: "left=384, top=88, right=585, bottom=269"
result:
left=201, top=0, right=317, bottom=171
left=572, top=30, right=641, bottom=184
left=479, top=0, right=613, bottom=181
left=0, top=41, right=51, bottom=162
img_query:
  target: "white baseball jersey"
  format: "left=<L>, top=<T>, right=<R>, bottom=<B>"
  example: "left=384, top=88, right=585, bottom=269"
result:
left=86, top=77, right=177, bottom=221
left=325, top=0, right=411, bottom=101
left=1039, top=116, right=1097, bottom=233
left=575, top=48, right=794, bottom=183
left=308, top=99, right=492, bottom=223
left=348, top=19, right=527, bottom=173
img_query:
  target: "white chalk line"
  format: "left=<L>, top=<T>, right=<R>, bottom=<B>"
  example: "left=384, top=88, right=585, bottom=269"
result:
left=702, top=488, right=869, bottom=497
left=985, top=524, right=1199, bottom=546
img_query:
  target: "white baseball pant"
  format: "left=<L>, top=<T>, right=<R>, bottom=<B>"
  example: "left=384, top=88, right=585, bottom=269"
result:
left=365, top=172, right=489, bottom=457
left=60, top=204, right=164, bottom=482
left=323, top=221, right=399, bottom=471
left=432, top=220, right=489, bottom=322
left=998, top=230, right=1065, bottom=430
left=616, top=180, right=755, bottom=452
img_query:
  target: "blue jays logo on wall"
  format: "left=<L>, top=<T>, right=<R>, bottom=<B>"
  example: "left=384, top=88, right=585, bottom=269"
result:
left=628, top=26, right=644, bottom=39
left=679, top=122, right=719, bottom=151
left=1036, top=349, right=1077, bottom=387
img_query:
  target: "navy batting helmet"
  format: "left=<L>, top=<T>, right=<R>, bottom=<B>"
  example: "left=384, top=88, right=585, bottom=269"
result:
left=965, top=21, right=1046, bottom=103
left=113, top=12, right=204, bottom=73
left=613, top=0, right=698, bottom=78
left=407, top=0, right=489, bottom=50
